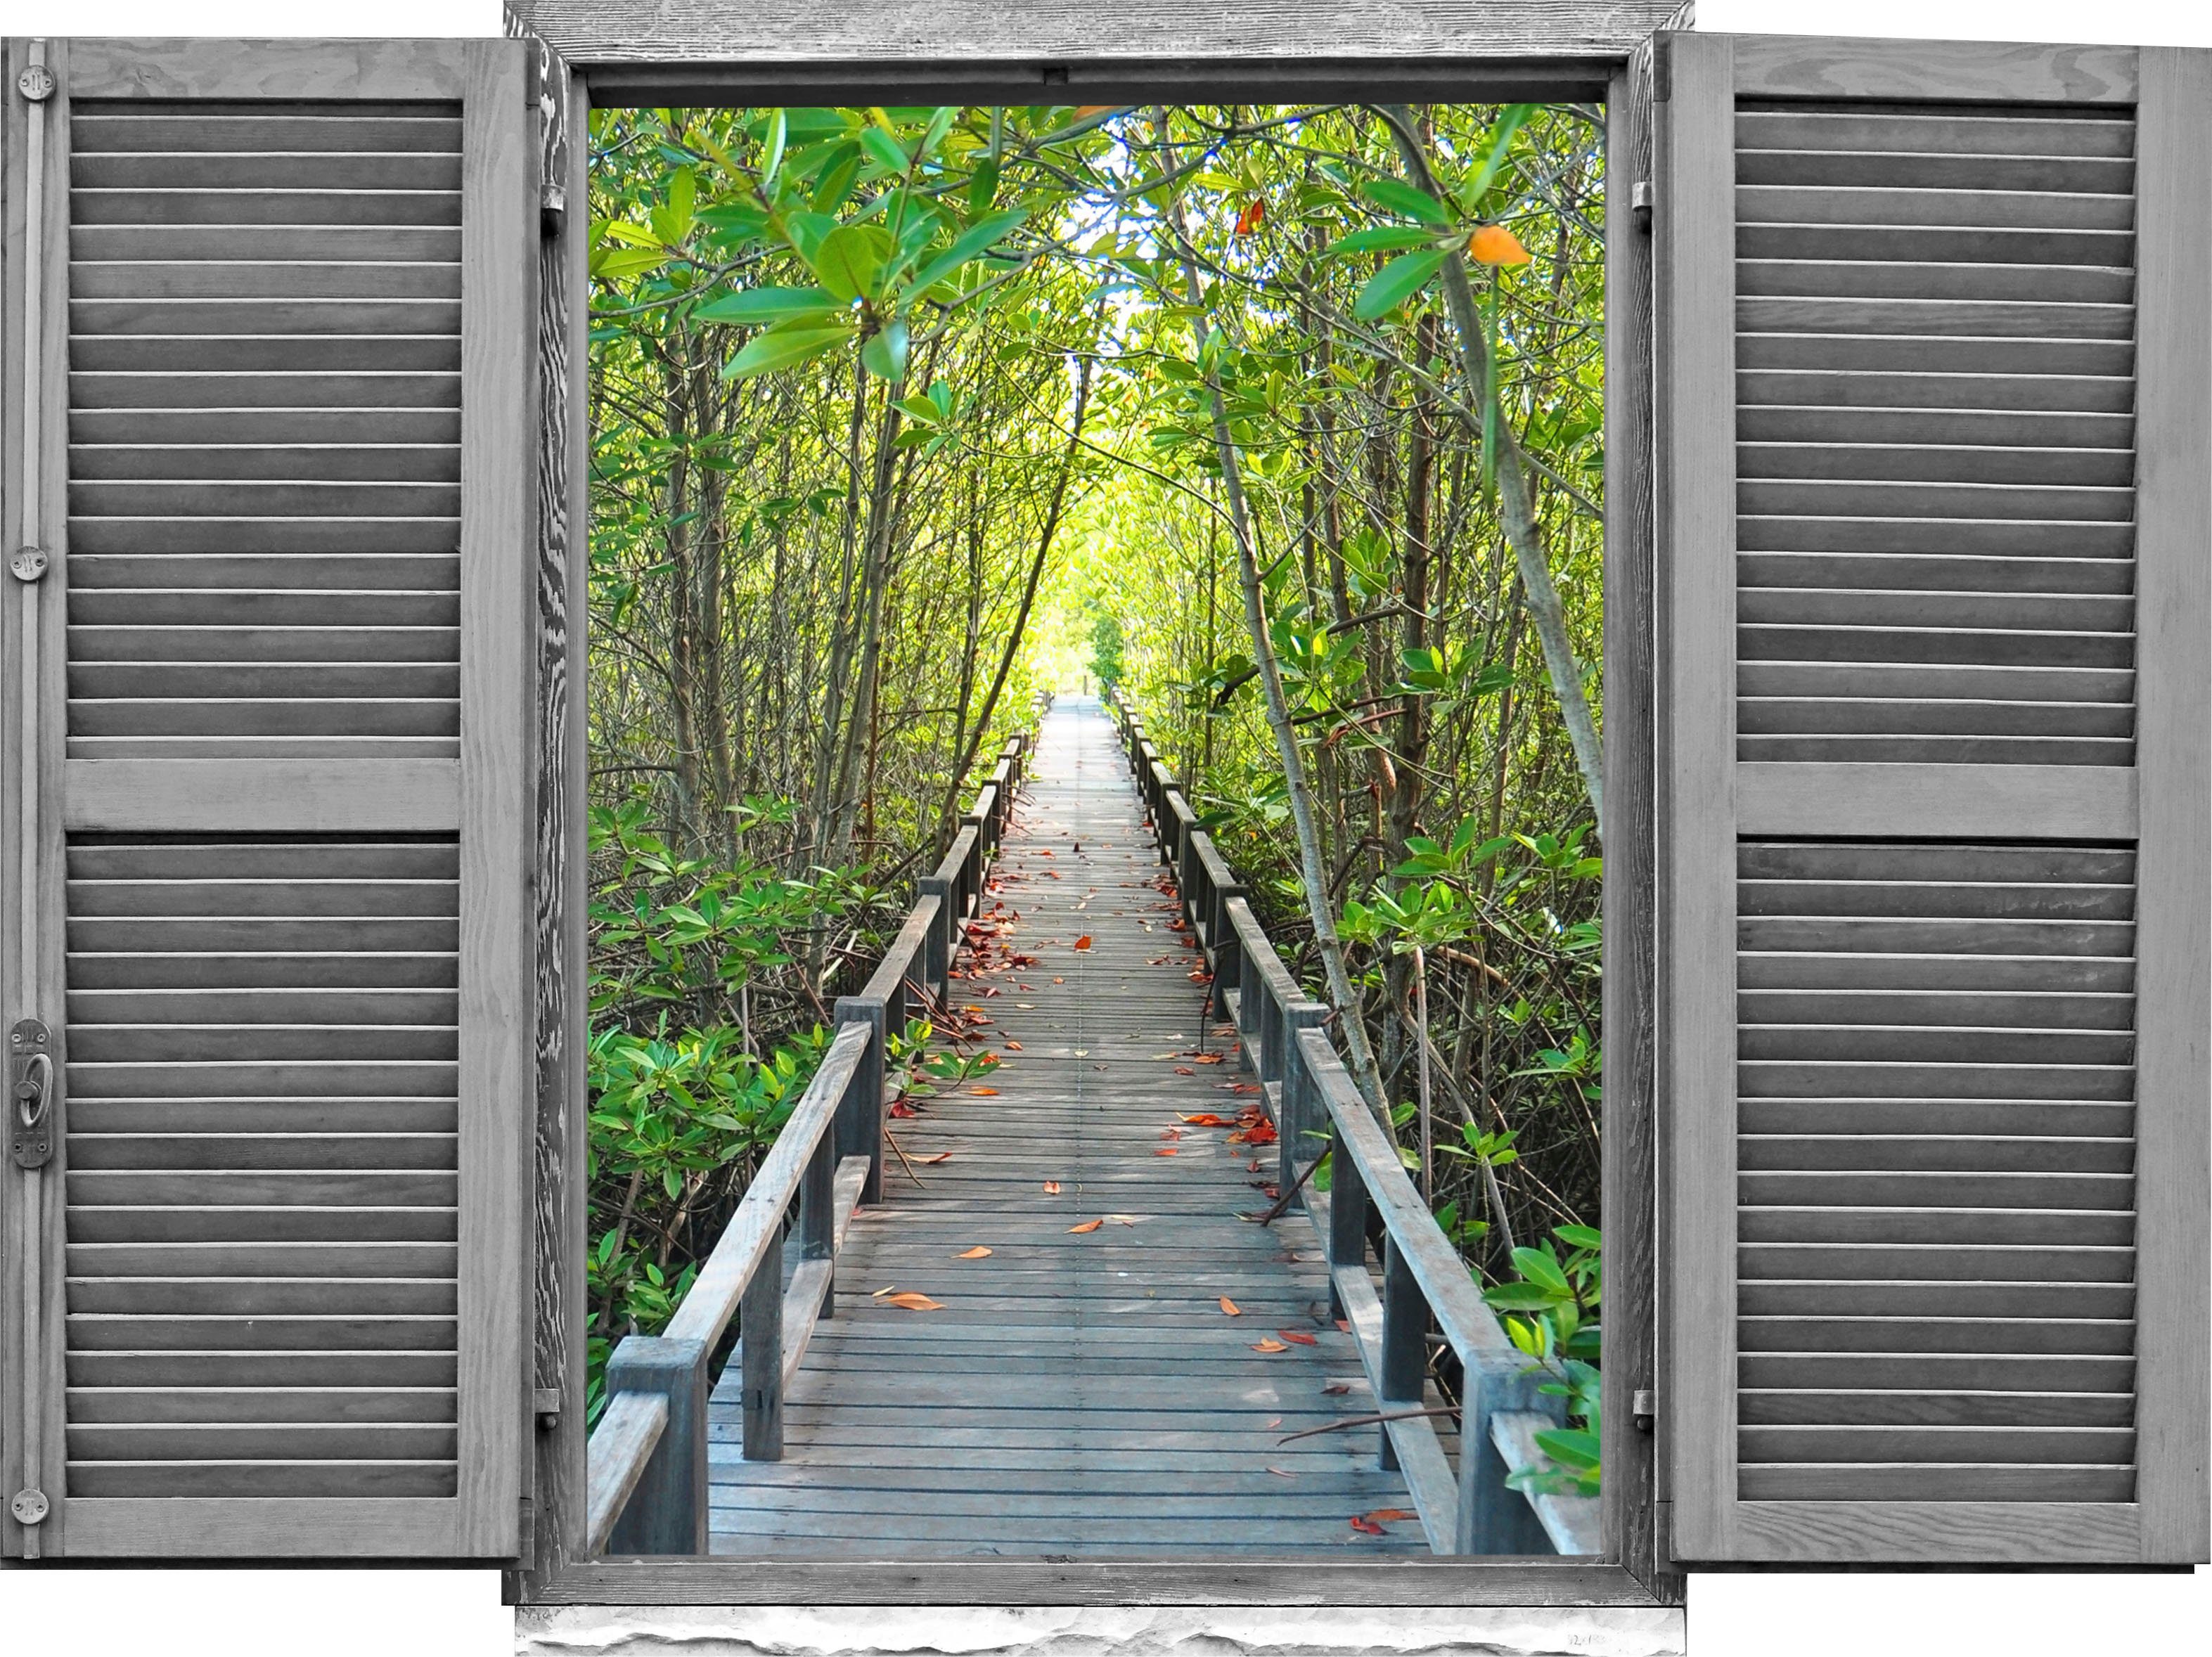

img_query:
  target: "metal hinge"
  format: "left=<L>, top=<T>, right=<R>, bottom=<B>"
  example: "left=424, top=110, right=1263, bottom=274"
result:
left=1631, top=181, right=1654, bottom=233
left=15, top=63, right=54, bottom=103
left=534, top=1386, right=562, bottom=1430
left=1632, top=1388, right=1656, bottom=1434
left=10, top=1019, right=53, bottom=1169
left=540, top=181, right=567, bottom=238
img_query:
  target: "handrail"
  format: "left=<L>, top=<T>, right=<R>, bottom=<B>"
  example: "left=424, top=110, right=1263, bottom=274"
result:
left=585, top=718, right=1036, bottom=1554
left=1108, top=688, right=1597, bottom=1556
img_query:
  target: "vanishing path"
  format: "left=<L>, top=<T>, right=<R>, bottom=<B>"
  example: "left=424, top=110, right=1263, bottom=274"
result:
left=706, top=700, right=1422, bottom=1556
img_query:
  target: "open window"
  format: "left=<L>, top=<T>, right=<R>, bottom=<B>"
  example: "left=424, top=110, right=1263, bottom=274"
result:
left=0, top=16, right=2201, bottom=1601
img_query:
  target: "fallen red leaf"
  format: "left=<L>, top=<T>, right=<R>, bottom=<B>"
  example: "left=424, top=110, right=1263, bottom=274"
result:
left=1074, top=935, right=1092, bottom=950
left=956, top=1246, right=992, bottom=1258
left=1350, top=1516, right=1387, bottom=1536
left=883, top=1292, right=944, bottom=1312
left=889, top=1101, right=920, bottom=1118
left=1178, top=1113, right=1232, bottom=1126
left=1335, top=1319, right=1351, bottom=1333
left=1219, top=1296, right=1242, bottom=1316
left=1004, top=1040, right=1023, bottom=1051
left=1276, top=1329, right=1318, bottom=1346
left=1364, top=1507, right=1418, bottom=1524
left=1053, top=976, right=1065, bottom=984
left=1173, top=1065, right=1195, bottom=1076
left=1324, top=1382, right=1351, bottom=1395
left=1251, top=1337, right=1289, bottom=1353
left=1154, top=1147, right=1178, bottom=1156
left=1068, top=1218, right=1104, bottom=1233
left=1043, top=1181, right=1062, bottom=1194
left=1191, top=1052, right=1226, bottom=1065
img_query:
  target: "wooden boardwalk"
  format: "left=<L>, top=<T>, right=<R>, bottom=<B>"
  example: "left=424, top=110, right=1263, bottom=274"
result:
left=706, top=702, right=1425, bottom=1556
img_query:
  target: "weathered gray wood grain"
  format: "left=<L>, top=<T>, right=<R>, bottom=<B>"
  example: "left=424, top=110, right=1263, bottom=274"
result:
left=2125, top=43, right=2212, bottom=1568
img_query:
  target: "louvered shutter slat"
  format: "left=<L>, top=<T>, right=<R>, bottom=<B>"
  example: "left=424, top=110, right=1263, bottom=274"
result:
left=1662, top=32, right=2209, bottom=1566
left=5, top=37, right=531, bottom=1560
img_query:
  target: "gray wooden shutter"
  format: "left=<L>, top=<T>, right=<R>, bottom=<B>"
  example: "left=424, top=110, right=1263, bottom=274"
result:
left=2, top=37, right=534, bottom=1558
left=1660, top=32, right=2208, bottom=1564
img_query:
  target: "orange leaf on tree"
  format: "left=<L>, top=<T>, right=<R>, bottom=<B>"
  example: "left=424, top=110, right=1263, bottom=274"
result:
left=1467, top=222, right=1531, bottom=266
left=1251, top=1337, right=1290, bottom=1353
left=882, top=1292, right=944, bottom=1312
left=1068, top=1218, right=1105, bottom=1233
left=956, top=1246, right=993, bottom=1259
left=1219, top=1296, right=1242, bottom=1316
left=1233, top=197, right=1266, bottom=236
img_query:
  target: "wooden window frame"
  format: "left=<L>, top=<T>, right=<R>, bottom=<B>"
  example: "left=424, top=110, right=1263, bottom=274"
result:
left=507, top=3, right=1678, bottom=1610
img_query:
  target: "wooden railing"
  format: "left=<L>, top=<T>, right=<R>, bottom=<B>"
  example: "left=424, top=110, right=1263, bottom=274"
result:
left=584, top=715, right=1040, bottom=1556
left=1109, top=692, right=1600, bottom=1556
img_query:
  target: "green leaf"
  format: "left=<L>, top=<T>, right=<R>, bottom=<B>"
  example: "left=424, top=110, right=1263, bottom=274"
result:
left=811, top=224, right=895, bottom=303
left=860, top=316, right=910, bottom=380
left=859, top=124, right=911, bottom=176
left=691, top=286, right=843, bottom=326
left=722, top=320, right=854, bottom=379
left=1465, top=104, right=1536, bottom=216
left=1510, top=1245, right=1572, bottom=1296
left=1554, top=1223, right=1602, bottom=1251
left=810, top=144, right=863, bottom=214
left=1352, top=250, right=1443, bottom=321
left=591, top=247, right=667, bottom=282
left=967, top=155, right=1001, bottom=216
left=906, top=209, right=1028, bottom=299
left=1533, top=1426, right=1602, bottom=1472
left=1323, top=225, right=1441, bottom=257
left=759, top=108, right=787, bottom=191
left=1361, top=176, right=1451, bottom=226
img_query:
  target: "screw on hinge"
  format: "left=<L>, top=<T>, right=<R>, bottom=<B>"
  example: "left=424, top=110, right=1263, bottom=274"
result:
left=1632, top=1388, right=1656, bottom=1434
left=11, top=546, right=47, bottom=582
left=16, top=64, right=55, bottom=102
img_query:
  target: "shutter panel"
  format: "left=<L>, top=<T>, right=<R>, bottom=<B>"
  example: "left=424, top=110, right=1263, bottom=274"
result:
left=1661, top=32, right=2209, bottom=1564
left=3, top=37, right=534, bottom=1558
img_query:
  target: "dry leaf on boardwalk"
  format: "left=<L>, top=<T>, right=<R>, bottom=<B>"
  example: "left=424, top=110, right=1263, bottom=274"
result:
left=1276, top=1329, right=1318, bottom=1346
left=956, top=1246, right=992, bottom=1259
left=882, top=1292, right=944, bottom=1312
left=1219, top=1296, right=1242, bottom=1316
left=1173, top=1065, right=1195, bottom=1076
left=1251, top=1337, right=1289, bottom=1353
left=1043, top=1180, right=1062, bottom=1194
left=1264, top=1466, right=1296, bottom=1478
left=1350, top=1515, right=1388, bottom=1535
left=1154, top=1147, right=1178, bottom=1156
left=1364, top=1507, right=1418, bottom=1524
left=1068, top=1218, right=1105, bottom=1233
left=969, top=1086, right=1000, bottom=1096
left=1003, top=1040, right=1023, bottom=1051
left=1074, top=935, right=1092, bottom=950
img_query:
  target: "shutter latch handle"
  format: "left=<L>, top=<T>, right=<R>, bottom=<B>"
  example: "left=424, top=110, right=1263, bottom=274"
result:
left=10, top=1019, right=53, bottom=1169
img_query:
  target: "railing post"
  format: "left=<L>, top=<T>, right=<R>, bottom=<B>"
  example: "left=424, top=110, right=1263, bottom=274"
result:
left=603, top=1334, right=709, bottom=1555
left=800, top=1131, right=836, bottom=1320
left=835, top=995, right=887, bottom=1204
left=740, top=1223, right=783, bottom=1461
left=1455, top=1360, right=1558, bottom=1555
left=917, top=879, right=952, bottom=998
left=1327, top=1126, right=1366, bottom=1320
left=1208, top=879, right=1245, bottom=1020
left=960, top=810, right=985, bottom=908
left=1378, top=1237, right=1425, bottom=1471
left=1278, top=1002, right=1328, bottom=1207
